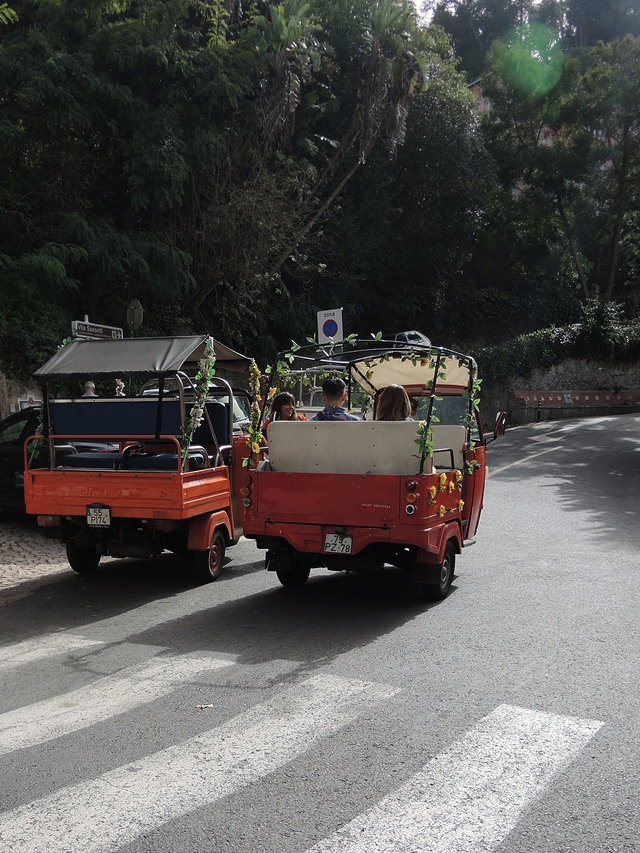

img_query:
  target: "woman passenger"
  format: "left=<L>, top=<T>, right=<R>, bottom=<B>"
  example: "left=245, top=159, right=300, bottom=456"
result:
left=375, top=384, right=412, bottom=421
left=262, top=391, right=308, bottom=435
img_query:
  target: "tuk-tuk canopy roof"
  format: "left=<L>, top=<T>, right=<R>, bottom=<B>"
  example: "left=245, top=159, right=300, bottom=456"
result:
left=281, top=341, right=476, bottom=395
left=33, top=335, right=251, bottom=382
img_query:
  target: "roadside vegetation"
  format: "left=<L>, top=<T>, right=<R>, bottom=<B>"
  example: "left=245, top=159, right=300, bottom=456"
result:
left=1, top=0, right=640, bottom=380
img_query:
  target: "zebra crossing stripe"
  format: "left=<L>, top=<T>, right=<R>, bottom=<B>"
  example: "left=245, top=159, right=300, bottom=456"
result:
left=0, top=674, right=398, bottom=853
left=0, top=654, right=234, bottom=755
left=0, top=633, right=103, bottom=671
left=304, top=703, right=604, bottom=853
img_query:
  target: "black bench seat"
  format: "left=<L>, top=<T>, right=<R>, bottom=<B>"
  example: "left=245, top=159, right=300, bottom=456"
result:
left=63, top=449, right=209, bottom=471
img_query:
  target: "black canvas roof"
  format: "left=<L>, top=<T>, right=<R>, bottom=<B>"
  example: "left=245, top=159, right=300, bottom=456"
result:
left=33, top=335, right=251, bottom=382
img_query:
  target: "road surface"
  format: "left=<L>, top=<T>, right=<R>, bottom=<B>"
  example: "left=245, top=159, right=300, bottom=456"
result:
left=1, top=414, right=639, bottom=852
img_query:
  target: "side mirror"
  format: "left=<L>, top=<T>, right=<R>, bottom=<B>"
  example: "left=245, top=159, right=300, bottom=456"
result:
left=493, top=411, right=507, bottom=438
left=485, top=411, right=506, bottom=444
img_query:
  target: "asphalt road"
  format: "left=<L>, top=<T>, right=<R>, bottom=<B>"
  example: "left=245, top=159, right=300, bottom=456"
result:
left=1, top=413, right=639, bottom=853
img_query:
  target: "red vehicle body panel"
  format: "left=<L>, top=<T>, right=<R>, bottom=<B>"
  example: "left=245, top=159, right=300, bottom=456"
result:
left=244, top=462, right=485, bottom=567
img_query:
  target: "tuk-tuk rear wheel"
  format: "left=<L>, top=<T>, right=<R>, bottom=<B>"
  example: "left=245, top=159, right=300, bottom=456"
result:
left=66, top=540, right=101, bottom=574
left=422, top=542, right=455, bottom=601
left=275, top=553, right=310, bottom=588
left=192, top=530, right=225, bottom=582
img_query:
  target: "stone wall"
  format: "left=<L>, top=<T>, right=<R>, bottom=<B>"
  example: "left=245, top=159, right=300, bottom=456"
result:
left=480, top=358, right=640, bottom=427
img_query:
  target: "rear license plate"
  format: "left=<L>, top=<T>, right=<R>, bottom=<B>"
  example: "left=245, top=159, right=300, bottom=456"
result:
left=323, top=533, right=352, bottom=554
left=86, top=505, right=110, bottom=527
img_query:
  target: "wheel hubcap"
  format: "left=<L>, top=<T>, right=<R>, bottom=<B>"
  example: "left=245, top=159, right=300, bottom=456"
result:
left=209, top=541, right=222, bottom=573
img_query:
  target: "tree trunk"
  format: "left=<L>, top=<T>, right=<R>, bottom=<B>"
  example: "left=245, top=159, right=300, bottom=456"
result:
left=557, top=195, right=590, bottom=300
left=604, top=134, right=629, bottom=303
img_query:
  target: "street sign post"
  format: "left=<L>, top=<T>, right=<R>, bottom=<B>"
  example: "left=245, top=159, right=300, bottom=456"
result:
left=71, top=319, right=123, bottom=340
left=317, top=308, right=344, bottom=345
left=126, top=300, right=144, bottom=335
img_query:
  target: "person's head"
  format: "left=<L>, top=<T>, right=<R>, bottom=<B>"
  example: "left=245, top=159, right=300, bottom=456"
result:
left=270, top=391, right=297, bottom=420
left=321, top=377, right=347, bottom=406
left=83, top=381, right=96, bottom=395
left=375, top=384, right=411, bottom=421
left=410, top=397, right=419, bottom=417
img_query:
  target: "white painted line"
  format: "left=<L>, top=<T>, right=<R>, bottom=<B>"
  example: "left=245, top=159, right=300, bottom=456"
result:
left=0, top=654, right=234, bottom=755
left=0, top=634, right=103, bottom=671
left=0, top=674, right=398, bottom=853
left=487, top=446, right=561, bottom=478
left=305, top=703, right=603, bottom=853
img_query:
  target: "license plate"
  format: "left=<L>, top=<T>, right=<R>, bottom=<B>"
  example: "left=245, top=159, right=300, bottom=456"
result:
left=86, top=505, right=110, bottom=527
left=324, top=533, right=352, bottom=554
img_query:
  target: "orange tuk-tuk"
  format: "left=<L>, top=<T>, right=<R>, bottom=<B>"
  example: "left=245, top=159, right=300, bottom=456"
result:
left=24, top=335, right=253, bottom=581
left=243, top=340, right=505, bottom=598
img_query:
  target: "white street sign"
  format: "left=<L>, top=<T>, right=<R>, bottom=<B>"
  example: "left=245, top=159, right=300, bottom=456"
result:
left=317, top=308, right=344, bottom=344
left=71, top=320, right=123, bottom=340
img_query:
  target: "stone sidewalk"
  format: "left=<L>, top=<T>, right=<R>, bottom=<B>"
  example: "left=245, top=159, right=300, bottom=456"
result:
left=0, top=512, right=73, bottom=604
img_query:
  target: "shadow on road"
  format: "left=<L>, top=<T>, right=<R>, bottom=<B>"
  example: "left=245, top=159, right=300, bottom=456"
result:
left=129, top=568, right=445, bottom=671
left=0, top=546, right=444, bottom=666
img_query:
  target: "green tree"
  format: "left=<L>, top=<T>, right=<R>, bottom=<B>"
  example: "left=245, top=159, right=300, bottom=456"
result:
left=0, top=0, right=438, bottom=372
left=426, top=0, right=532, bottom=81
left=301, top=27, right=494, bottom=346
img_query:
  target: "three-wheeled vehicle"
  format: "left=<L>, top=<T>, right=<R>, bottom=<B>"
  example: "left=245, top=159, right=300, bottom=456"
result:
left=24, top=335, right=253, bottom=581
left=243, top=340, right=505, bottom=598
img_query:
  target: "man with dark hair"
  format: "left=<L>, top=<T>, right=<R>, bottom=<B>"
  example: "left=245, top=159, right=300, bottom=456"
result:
left=311, top=377, right=360, bottom=421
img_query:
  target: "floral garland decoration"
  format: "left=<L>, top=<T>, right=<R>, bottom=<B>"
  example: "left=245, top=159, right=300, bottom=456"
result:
left=244, top=360, right=263, bottom=468
left=181, top=336, right=216, bottom=453
left=463, top=374, right=482, bottom=475
left=414, top=420, right=434, bottom=474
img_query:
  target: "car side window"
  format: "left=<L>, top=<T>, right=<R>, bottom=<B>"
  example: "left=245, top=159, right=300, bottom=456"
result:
left=0, top=417, right=29, bottom=445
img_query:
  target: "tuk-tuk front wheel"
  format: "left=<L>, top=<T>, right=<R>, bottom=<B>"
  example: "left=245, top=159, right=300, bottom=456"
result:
left=66, top=540, right=101, bottom=574
left=423, top=542, right=455, bottom=601
left=192, top=530, right=225, bottom=582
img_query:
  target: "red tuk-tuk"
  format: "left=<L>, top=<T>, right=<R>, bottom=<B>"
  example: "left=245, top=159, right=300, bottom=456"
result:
left=24, top=335, right=253, bottom=581
left=243, top=340, right=505, bottom=598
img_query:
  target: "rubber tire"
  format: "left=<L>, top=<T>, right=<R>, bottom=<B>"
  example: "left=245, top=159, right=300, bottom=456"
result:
left=192, top=530, right=225, bottom=582
left=276, top=556, right=310, bottom=589
left=66, top=540, right=101, bottom=574
left=423, top=542, right=455, bottom=601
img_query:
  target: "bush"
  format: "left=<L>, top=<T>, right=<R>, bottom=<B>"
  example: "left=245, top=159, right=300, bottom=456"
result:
left=474, top=301, right=640, bottom=387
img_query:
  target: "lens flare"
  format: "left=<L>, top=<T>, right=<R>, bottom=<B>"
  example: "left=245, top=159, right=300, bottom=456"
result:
left=494, top=22, right=563, bottom=97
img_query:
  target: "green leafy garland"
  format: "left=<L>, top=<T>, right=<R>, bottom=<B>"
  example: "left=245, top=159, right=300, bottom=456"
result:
left=463, top=375, right=482, bottom=474
left=181, top=336, right=216, bottom=453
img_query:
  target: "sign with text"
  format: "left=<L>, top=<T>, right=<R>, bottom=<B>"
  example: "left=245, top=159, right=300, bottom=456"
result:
left=317, top=308, right=344, bottom=345
left=72, top=320, right=123, bottom=340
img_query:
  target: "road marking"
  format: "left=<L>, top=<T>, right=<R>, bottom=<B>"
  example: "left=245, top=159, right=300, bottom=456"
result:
left=0, top=674, right=398, bottom=853
left=0, top=654, right=234, bottom=755
left=0, top=633, right=103, bottom=671
left=305, top=703, right=603, bottom=853
left=487, top=445, right=561, bottom=478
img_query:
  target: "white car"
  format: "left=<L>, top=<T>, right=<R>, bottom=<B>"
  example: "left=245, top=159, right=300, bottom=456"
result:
left=393, top=330, right=431, bottom=347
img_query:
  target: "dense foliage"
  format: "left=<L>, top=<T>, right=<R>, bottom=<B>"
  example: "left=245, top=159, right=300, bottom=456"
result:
left=1, top=0, right=640, bottom=380
left=475, top=301, right=640, bottom=389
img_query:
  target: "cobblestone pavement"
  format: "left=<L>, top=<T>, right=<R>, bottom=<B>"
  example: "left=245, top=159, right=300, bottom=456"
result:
left=0, top=511, right=73, bottom=605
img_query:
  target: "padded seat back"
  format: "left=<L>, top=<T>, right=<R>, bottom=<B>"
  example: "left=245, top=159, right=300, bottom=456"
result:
left=51, top=398, right=182, bottom=437
left=266, top=421, right=467, bottom=475
left=189, top=401, right=229, bottom=447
